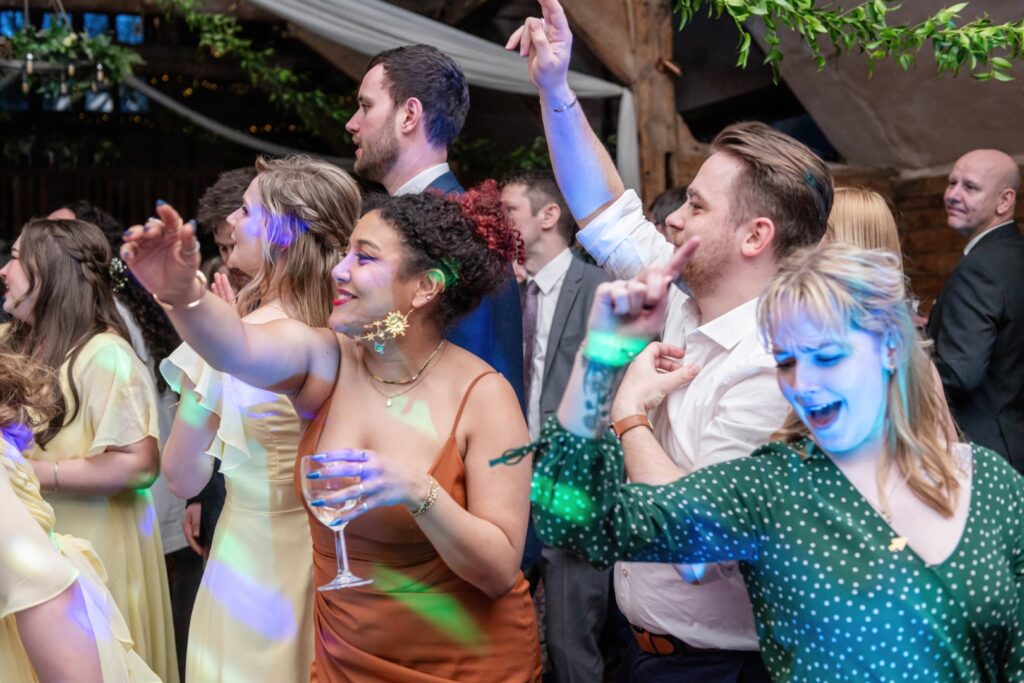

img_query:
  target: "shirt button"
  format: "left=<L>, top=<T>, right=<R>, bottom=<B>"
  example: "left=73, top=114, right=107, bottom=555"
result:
left=622, top=569, right=630, bottom=577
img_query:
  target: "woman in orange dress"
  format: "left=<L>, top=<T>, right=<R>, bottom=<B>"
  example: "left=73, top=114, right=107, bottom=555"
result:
left=122, top=183, right=542, bottom=682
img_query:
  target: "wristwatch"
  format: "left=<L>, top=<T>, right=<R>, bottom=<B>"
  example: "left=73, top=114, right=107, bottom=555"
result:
left=611, top=414, right=654, bottom=439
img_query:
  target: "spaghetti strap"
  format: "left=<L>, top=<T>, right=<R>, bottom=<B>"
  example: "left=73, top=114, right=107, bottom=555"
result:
left=447, top=371, right=497, bottom=441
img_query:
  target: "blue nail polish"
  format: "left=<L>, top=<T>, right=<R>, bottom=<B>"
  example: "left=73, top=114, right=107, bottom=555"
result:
left=187, top=219, right=198, bottom=228
left=310, top=499, right=326, bottom=507
left=122, top=229, right=132, bottom=238
left=329, top=519, right=345, bottom=527
left=306, top=471, right=321, bottom=480
left=155, top=199, right=167, bottom=207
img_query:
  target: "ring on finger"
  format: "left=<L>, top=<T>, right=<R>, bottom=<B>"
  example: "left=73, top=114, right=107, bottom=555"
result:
left=357, top=462, right=364, bottom=477
left=182, top=243, right=201, bottom=256
left=361, top=501, right=369, bottom=513
left=357, top=482, right=365, bottom=496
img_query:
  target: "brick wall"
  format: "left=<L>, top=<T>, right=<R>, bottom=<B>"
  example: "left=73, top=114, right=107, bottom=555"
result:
left=833, top=166, right=1024, bottom=318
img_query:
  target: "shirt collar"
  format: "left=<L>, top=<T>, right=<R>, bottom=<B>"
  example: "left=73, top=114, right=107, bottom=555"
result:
left=963, top=220, right=1014, bottom=255
left=529, top=248, right=573, bottom=295
left=393, top=163, right=451, bottom=196
left=690, top=297, right=761, bottom=350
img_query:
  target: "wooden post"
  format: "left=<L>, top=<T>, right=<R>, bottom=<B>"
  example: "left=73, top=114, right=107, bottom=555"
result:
left=564, top=0, right=707, bottom=205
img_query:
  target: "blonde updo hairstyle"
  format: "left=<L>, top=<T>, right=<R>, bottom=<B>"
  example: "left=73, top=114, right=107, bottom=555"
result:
left=758, top=242, right=960, bottom=517
left=827, top=187, right=902, bottom=267
left=236, top=155, right=361, bottom=327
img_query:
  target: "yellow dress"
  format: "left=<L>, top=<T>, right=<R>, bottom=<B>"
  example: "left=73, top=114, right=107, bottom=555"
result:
left=25, top=333, right=178, bottom=683
left=0, top=432, right=159, bottom=682
left=162, top=343, right=314, bottom=683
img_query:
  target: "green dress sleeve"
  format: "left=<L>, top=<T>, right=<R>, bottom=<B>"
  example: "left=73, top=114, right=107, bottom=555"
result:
left=497, top=417, right=775, bottom=570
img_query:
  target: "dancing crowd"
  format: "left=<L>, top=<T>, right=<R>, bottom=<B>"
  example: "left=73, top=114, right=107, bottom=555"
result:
left=2, top=0, right=1023, bottom=681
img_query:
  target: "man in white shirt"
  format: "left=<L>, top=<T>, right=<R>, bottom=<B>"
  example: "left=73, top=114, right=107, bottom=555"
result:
left=927, top=149, right=1024, bottom=469
left=508, top=2, right=833, bottom=679
left=346, top=44, right=525, bottom=405
left=502, top=170, right=612, bottom=682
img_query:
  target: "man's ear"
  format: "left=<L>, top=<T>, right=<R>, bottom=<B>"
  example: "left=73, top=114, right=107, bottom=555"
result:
left=997, top=187, right=1017, bottom=217
left=739, top=217, right=776, bottom=258
left=399, top=97, right=425, bottom=135
left=539, top=202, right=561, bottom=231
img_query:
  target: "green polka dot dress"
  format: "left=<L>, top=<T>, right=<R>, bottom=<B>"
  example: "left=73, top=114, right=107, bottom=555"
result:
left=502, top=418, right=1024, bottom=682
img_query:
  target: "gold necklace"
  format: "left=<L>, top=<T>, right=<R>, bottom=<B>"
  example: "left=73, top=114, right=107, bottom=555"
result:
left=876, top=467, right=909, bottom=552
left=362, top=340, right=446, bottom=407
left=364, top=339, right=447, bottom=385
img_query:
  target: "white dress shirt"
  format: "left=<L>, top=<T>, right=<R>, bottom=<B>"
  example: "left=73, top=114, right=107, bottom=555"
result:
left=393, top=163, right=451, bottom=196
left=963, top=220, right=1014, bottom=255
left=525, top=248, right=573, bottom=440
left=578, top=190, right=792, bottom=650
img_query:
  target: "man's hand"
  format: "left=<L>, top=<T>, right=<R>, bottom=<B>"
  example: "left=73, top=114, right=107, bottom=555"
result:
left=505, top=0, right=574, bottom=100
left=183, top=501, right=206, bottom=558
left=587, top=237, right=699, bottom=341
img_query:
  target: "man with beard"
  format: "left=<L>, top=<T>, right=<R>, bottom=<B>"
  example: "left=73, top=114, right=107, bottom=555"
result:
left=346, top=44, right=525, bottom=405
left=927, top=149, right=1024, bottom=471
left=507, top=1, right=832, bottom=679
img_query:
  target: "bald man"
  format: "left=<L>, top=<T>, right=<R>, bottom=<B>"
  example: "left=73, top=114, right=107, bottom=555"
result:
left=927, top=149, right=1024, bottom=470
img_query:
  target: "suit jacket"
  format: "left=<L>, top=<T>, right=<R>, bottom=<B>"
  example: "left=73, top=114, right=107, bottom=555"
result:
left=424, top=172, right=526, bottom=410
left=537, top=254, right=610, bottom=424
left=927, top=222, right=1024, bottom=470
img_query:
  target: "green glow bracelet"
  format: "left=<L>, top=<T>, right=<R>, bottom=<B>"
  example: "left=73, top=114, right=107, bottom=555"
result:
left=582, top=331, right=648, bottom=367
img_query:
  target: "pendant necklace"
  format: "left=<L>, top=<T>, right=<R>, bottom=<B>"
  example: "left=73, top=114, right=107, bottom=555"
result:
left=362, top=340, right=446, bottom=407
left=877, top=468, right=909, bottom=552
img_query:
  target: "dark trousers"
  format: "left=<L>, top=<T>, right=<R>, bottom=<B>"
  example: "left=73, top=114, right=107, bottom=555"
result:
left=542, top=547, right=627, bottom=683
left=164, top=546, right=205, bottom=681
left=615, top=638, right=771, bottom=683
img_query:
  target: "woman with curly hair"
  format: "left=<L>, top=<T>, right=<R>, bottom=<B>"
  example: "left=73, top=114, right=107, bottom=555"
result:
left=122, top=181, right=542, bottom=681
left=0, top=218, right=177, bottom=682
left=0, top=350, right=159, bottom=682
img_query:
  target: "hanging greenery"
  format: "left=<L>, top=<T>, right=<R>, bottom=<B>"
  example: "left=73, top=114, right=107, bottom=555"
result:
left=1, top=20, right=143, bottom=99
left=158, top=0, right=353, bottom=145
left=676, top=0, right=1024, bottom=81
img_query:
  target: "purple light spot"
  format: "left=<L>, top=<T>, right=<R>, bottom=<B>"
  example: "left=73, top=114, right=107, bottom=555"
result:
left=200, top=559, right=297, bottom=641
left=137, top=501, right=157, bottom=537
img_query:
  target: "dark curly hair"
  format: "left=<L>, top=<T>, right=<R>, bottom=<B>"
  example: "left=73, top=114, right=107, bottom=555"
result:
left=60, top=200, right=181, bottom=391
left=367, top=180, right=524, bottom=329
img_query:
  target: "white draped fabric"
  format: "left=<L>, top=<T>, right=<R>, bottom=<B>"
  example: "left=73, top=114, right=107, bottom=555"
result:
left=247, top=0, right=641, bottom=191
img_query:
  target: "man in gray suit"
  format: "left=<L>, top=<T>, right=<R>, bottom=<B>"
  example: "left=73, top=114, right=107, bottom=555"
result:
left=502, top=170, right=613, bottom=682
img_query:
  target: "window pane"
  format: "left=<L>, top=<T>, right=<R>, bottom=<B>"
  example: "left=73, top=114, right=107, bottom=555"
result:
left=115, top=14, right=143, bottom=44
left=83, top=13, right=110, bottom=38
left=0, top=11, right=24, bottom=38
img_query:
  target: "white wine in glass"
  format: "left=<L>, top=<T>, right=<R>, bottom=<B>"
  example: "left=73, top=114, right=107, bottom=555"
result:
left=300, top=455, right=372, bottom=591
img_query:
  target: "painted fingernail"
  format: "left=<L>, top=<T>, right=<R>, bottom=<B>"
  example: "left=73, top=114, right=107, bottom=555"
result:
left=187, top=219, right=198, bottom=228
left=155, top=199, right=167, bottom=207
left=329, top=519, right=344, bottom=527
left=306, top=472, right=321, bottom=480
left=309, top=499, right=326, bottom=507
left=122, top=229, right=133, bottom=238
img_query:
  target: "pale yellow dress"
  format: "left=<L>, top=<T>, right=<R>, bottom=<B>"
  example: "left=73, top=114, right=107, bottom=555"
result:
left=162, top=342, right=314, bottom=683
left=0, top=432, right=159, bottom=682
left=25, top=333, right=178, bottom=683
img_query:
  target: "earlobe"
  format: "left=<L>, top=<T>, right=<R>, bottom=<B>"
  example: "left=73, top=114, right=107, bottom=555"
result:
left=401, top=97, right=424, bottom=134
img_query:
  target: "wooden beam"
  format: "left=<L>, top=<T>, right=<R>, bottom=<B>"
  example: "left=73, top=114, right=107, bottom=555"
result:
left=0, top=0, right=276, bottom=21
left=562, top=0, right=635, bottom=84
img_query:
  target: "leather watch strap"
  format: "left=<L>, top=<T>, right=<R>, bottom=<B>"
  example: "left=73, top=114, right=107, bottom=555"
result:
left=612, top=414, right=654, bottom=439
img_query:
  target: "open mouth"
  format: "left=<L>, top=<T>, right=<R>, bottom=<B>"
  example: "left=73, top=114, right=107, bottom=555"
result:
left=804, top=401, right=841, bottom=430
left=333, top=291, right=355, bottom=307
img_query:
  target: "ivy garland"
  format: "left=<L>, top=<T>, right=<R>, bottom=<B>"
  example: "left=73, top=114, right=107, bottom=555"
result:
left=676, top=0, right=1024, bottom=81
left=158, top=0, right=353, bottom=145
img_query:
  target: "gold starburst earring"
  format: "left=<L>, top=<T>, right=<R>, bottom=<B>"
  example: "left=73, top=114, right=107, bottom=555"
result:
left=356, top=309, right=411, bottom=354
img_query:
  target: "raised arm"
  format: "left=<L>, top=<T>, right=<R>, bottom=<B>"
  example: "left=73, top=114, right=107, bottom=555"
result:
left=506, top=0, right=622, bottom=225
left=121, top=202, right=337, bottom=400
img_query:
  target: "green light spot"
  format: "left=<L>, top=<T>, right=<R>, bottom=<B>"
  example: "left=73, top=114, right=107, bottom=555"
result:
left=371, top=565, right=484, bottom=649
left=532, top=475, right=595, bottom=524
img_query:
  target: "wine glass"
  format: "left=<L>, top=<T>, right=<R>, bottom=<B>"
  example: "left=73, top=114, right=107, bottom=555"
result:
left=300, top=455, right=372, bottom=591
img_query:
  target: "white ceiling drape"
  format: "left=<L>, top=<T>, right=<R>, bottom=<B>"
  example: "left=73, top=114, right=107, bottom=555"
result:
left=247, top=0, right=641, bottom=191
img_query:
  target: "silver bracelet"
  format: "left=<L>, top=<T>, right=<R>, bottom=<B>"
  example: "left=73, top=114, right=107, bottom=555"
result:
left=552, top=90, right=578, bottom=113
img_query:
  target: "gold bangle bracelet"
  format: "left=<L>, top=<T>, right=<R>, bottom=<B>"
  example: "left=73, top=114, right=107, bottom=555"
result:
left=411, top=476, right=440, bottom=518
left=152, top=270, right=208, bottom=311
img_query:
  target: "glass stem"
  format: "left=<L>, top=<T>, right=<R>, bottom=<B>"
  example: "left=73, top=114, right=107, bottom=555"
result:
left=334, top=525, right=351, bottom=577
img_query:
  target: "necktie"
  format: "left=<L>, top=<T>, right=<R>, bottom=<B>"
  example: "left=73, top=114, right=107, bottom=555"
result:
left=522, top=280, right=540, bottom=400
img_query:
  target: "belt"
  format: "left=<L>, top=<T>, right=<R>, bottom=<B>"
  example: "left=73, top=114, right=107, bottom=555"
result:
left=630, top=624, right=720, bottom=657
